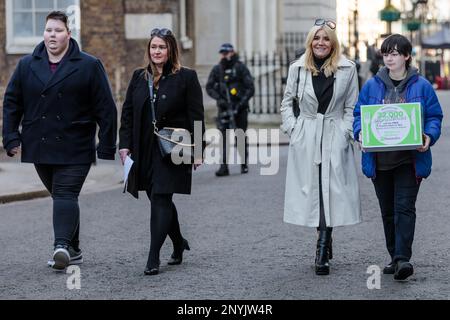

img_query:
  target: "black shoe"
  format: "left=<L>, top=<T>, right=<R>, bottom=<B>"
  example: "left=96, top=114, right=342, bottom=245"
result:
left=394, top=260, right=414, bottom=281
left=144, top=259, right=160, bottom=276
left=383, top=261, right=396, bottom=274
left=315, top=228, right=332, bottom=275
left=168, top=239, right=191, bottom=265
left=215, top=165, right=229, bottom=177
left=241, top=164, right=249, bottom=174
left=144, top=267, right=159, bottom=276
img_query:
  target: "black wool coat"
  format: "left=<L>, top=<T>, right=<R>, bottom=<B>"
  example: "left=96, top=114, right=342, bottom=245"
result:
left=119, top=66, right=205, bottom=198
left=2, top=39, right=117, bottom=164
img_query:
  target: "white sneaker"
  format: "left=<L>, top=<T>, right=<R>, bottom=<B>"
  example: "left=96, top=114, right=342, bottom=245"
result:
left=47, top=246, right=83, bottom=268
left=51, top=246, right=70, bottom=270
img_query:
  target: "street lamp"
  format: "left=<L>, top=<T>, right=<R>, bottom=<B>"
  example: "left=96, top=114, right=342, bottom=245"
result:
left=354, top=0, right=360, bottom=60
left=409, top=1, right=430, bottom=46
left=380, top=0, right=401, bottom=35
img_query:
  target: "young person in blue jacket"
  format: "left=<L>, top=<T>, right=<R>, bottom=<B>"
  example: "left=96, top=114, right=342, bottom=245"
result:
left=353, top=34, right=443, bottom=281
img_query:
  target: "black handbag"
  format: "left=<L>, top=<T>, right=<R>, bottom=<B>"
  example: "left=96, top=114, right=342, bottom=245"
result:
left=292, top=67, right=301, bottom=117
left=147, top=75, right=194, bottom=162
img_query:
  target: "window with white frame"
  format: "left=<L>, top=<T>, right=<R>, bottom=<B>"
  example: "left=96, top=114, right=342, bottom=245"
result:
left=6, top=0, right=81, bottom=54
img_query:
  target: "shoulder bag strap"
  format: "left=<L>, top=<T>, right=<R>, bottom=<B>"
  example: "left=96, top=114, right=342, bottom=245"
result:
left=295, top=66, right=301, bottom=96
left=298, top=66, right=307, bottom=102
left=147, top=74, right=159, bottom=133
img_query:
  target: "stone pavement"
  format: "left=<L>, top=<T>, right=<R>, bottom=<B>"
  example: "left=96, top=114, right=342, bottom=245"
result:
left=0, top=128, right=289, bottom=204
left=0, top=91, right=449, bottom=299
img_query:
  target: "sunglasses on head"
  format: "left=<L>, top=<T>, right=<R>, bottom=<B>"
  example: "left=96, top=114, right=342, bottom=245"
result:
left=150, top=28, right=173, bottom=37
left=314, top=19, right=336, bottom=30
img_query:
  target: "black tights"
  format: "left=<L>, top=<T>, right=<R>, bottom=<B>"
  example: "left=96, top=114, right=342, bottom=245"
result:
left=145, top=191, right=184, bottom=268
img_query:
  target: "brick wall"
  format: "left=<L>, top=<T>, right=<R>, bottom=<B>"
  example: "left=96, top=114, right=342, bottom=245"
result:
left=0, top=0, right=22, bottom=126
left=80, top=0, right=127, bottom=106
left=0, top=0, right=4, bottom=126
left=122, top=0, right=182, bottom=92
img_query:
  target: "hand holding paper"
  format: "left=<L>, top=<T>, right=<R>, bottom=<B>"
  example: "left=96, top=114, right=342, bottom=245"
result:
left=119, top=148, right=130, bottom=165
left=123, top=155, right=134, bottom=189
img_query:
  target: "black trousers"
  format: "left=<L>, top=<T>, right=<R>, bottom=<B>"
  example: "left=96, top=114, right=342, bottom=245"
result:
left=372, top=164, right=421, bottom=263
left=35, top=164, right=91, bottom=249
left=318, top=164, right=327, bottom=231
left=220, top=110, right=248, bottom=165
left=145, top=191, right=184, bottom=268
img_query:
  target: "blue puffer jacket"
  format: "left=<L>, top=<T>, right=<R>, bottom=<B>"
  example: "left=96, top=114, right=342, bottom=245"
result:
left=353, top=74, right=443, bottom=179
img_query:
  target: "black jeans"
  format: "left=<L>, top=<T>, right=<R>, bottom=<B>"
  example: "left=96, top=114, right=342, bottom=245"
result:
left=372, top=164, right=421, bottom=263
left=35, top=164, right=91, bottom=249
left=145, top=191, right=184, bottom=268
left=220, top=110, right=248, bottom=165
left=318, top=164, right=327, bottom=231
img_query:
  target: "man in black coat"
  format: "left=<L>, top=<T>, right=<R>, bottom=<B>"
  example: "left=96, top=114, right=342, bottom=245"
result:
left=2, top=11, right=117, bottom=270
left=206, top=43, right=254, bottom=176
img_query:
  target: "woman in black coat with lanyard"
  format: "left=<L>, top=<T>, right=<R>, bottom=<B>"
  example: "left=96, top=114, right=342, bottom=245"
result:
left=2, top=11, right=117, bottom=270
left=119, top=28, right=205, bottom=275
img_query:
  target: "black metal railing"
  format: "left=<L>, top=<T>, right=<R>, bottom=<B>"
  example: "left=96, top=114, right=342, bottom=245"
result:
left=241, top=50, right=294, bottom=115
left=241, top=32, right=307, bottom=115
left=279, top=32, right=308, bottom=59
left=242, top=51, right=285, bottom=114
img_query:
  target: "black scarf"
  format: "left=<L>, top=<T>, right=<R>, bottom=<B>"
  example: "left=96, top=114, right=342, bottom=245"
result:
left=312, top=55, right=335, bottom=115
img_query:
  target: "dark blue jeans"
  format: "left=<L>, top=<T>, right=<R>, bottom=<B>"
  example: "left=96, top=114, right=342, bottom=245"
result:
left=372, top=164, right=421, bottom=263
left=35, top=164, right=91, bottom=249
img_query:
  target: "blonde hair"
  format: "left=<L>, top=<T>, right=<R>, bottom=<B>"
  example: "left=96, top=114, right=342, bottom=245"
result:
left=303, top=25, right=341, bottom=77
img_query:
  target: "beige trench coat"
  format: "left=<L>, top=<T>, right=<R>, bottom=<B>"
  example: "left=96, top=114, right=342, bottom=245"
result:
left=280, top=55, right=362, bottom=227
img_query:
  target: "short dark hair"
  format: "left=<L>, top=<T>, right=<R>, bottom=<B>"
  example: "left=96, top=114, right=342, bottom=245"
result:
left=46, top=11, right=69, bottom=31
left=381, top=34, right=413, bottom=69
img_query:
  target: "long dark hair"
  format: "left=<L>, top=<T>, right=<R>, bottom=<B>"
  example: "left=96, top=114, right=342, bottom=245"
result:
left=143, top=29, right=181, bottom=84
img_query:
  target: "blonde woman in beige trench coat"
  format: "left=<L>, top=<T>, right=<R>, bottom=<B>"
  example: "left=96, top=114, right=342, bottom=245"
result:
left=280, top=19, right=361, bottom=276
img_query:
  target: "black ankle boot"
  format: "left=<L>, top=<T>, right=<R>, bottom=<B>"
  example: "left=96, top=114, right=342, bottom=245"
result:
left=168, top=239, right=190, bottom=265
left=215, top=165, right=229, bottom=177
left=315, top=228, right=333, bottom=275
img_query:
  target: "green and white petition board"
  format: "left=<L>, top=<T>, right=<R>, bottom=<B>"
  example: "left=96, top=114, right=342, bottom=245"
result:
left=361, top=103, right=423, bottom=152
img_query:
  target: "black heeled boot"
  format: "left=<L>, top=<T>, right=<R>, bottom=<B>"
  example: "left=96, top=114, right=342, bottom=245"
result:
left=315, top=228, right=333, bottom=275
left=215, top=165, right=229, bottom=177
left=168, top=239, right=190, bottom=265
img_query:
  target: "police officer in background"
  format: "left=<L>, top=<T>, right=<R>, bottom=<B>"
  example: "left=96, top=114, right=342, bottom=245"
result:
left=206, top=43, right=255, bottom=177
